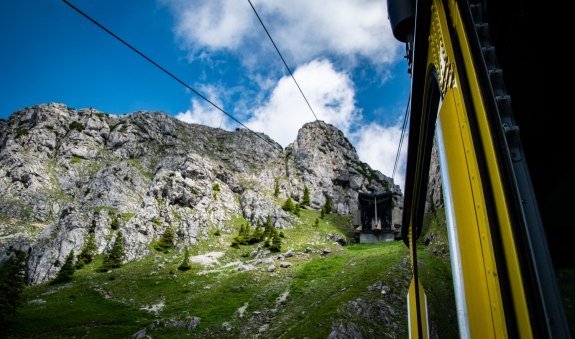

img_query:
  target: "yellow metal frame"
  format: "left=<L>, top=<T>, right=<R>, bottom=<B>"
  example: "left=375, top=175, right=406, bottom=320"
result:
left=407, top=0, right=533, bottom=337
left=408, top=278, right=429, bottom=338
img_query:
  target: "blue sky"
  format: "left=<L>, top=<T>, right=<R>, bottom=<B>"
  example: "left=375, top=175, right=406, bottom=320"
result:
left=0, top=0, right=410, bottom=188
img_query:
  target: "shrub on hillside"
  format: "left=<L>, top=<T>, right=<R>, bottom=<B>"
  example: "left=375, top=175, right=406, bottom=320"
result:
left=69, top=121, right=85, bottom=132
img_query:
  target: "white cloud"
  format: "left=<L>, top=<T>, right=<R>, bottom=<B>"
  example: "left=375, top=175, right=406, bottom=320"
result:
left=175, top=58, right=407, bottom=190
left=160, top=0, right=402, bottom=67
left=246, top=59, right=358, bottom=146
left=351, top=123, right=407, bottom=191
left=244, top=58, right=407, bottom=189
left=175, top=85, right=233, bottom=130
left=161, top=0, right=254, bottom=50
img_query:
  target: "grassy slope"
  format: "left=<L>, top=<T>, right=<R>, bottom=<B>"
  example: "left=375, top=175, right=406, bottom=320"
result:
left=3, top=209, right=457, bottom=338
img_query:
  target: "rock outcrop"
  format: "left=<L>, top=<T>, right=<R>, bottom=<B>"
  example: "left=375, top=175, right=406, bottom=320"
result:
left=0, top=103, right=402, bottom=284
left=288, top=121, right=401, bottom=214
left=425, top=139, right=443, bottom=213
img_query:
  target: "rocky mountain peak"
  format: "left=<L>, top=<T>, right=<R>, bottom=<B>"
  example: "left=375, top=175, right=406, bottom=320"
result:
left=0, top=103, right=401, bottom=284
left=291, top=120, right=358, bottom=161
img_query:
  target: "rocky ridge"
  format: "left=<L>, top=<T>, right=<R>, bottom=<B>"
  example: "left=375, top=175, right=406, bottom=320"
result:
left=0, top=103, right=402, bottom=284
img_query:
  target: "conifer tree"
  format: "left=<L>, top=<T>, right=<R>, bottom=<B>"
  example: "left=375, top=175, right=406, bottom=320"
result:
left=302, top=186, right=310, bottom=207
left=264, top=215, right=273, bottom=236
left=154, top=226, right=175, bottom=252
left=110, top=214, right=120, bottom=230
left=274, top=178, right=280, bottom=197
left=98, top=232, right=124, bottom=272
left=256, top=218, right=262, bottom=230
left=51, top=251, right=75, bottom=285
left=269, top=230, right=282, bottom=252
left=282, top=196, right=295, bottom=212
left=177, top=248, right=192, bottom=271
left=324, top=194, right=332, bottom=214
left=0, top=252, right=26, bottom=322
left=76, top=232, right=97, bottom=269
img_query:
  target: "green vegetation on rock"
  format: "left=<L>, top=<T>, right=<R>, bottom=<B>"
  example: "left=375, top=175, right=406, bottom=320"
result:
left=110, top=214, right=120, bottom=230
left=68, top=121, right=85, bottom=132
left=15, top=128, right=29, bottom=138
left=274, top=178, right=280, bottom=197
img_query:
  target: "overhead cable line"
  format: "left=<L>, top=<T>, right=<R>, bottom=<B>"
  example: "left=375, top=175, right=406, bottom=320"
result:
left=247, top=0, right=318, bottom=121
left=61, top=0, right=281, bottom=151
left=392, top=95, right=411, bottom=180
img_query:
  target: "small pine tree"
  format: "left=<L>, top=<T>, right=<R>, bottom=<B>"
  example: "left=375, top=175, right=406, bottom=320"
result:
left=293, top=203, right=301, bottom=216
left=240, top=223, right=250, bottom=237
left=177, top=248, right=192, bottom=271
left=97, top=232, right=125, bottom=272
left=76, top=232, right=97, bottom=269
left=110, top=214, right=120, bottom=230
left=324, top=194, right=332, bottom=214
left=154, top=226, right=175, bottom=252
left=274, top=178, right=280, bottom=197
left=302, top=186, right=310, bottom=207
left=232, top=222, right=252, bottom=248
left=0, top=252, right=26, bottom=322
left=314, top=218, right=320, bottom=227
left=90, top=218, right=97, bottom=232
left=320, top=206, right=326, bottom=219
left=232, top=216, right=282, bottom=249
left=264, top=215, right=273, bottom=237
left=248, top=227, right=264, bottom=244
left=282, top=197, right=295, bottom=212
left=269, top=231, right=282, bottom=252
left=51, top=251, right=75, bottom=285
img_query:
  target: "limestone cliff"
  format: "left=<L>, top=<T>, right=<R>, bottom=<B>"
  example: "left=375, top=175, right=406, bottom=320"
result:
left=0, top=103, right=402, bottom=284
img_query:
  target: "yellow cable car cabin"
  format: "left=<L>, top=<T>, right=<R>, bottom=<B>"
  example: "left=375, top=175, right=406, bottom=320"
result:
left=387, top=0, right=573, bottom=337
